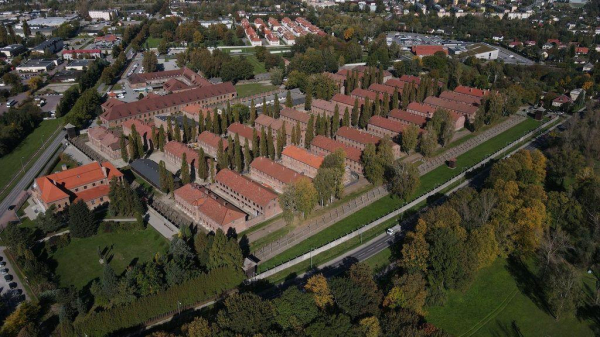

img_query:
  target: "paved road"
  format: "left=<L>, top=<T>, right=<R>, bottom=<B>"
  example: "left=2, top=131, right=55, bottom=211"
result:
left=0, top=131, right=66, bottom=227
left=316, top=116, right=566, bottom=274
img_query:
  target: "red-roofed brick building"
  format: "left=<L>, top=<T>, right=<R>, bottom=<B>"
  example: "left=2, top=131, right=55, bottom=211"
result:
left=310, top=135, right=364, bottom=175
left=311, top=99, right=340, bottom=120
left=180, top=104, right=212, bottom=121
left=351, top=88, right=383, bottom=102
left=332, top=94, right=364, bottom=113
left=388, top=109, right=427, bottom=128
left=88, top=126, right=123, bottom=160
left=281, top=145, right=324, bottom=178
left=213, top=169, right=281, bottom=217
left=453, top=85, right=489, bottom=98
left=407, top=102, right=437, bottom=118
left=227, top=122, right=256, bottom=150
left=100, top=82, right=236, bottom=127
left=174, top=183, right=247, bottom=233
left=249, top=157, right=309, bottom=193
left=164, top=141, right=200, bottom=171
left=440, top=91, right=483, bottom=106
left=122, top=119, right=156, bottom=146
left=280, top=108, right=311, bottom=130
left=336, top=126, right=401, bottom=159
left=368, top=83, right=397, bottom=97
left=197, top=131, right=227, bottom=159
left=367, top=115, right=406, bottom=139
left=32, top=161, right=123, bottom=212
left=424, top=96, right=478, bottom=120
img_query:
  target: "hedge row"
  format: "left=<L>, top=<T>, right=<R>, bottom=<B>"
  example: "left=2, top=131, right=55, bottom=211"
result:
left=74, top=267, right=244, bottom=336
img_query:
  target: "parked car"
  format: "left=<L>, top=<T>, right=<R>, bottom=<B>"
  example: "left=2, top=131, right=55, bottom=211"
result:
left=4, top=274, right=13, bottom=281
left=0, top=268, right=8, bottom=275
left=9, top=282, right=17, bottom=289
left=0, top=261, right=6, bottom=266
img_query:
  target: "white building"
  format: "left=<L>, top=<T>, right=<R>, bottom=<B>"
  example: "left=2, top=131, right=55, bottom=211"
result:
left=89, top=10, right=118, bottom=21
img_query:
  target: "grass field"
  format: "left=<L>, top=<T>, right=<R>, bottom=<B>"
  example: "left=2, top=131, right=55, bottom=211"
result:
left=145, top=37, right=163, bottom=48
left=240, top=55, right=267, bottom=74
left=51, top=229, right=169, bottom=289
left=0, top=118, right=63, bottom=202
left=426, top=258, right=596, bottom=337
left=259, top=117, right=542, bottom=272
left=236, top=83, right=278, bottom=98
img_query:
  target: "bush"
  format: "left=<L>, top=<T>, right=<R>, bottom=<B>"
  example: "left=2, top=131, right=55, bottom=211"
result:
left=74, top=267, right=244, bottom=336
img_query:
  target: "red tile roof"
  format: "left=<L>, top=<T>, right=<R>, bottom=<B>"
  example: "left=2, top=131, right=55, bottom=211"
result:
left=399, top=75, right=422, bottom=85
left=251, top=157, right=309, bottom=184
left=163, top=78, right=194, bottom=92
left=164, top=141, right=200, bottom=168
left=368, top=83, right=396, bottom=96
left=281, top=145, right=324, bottom=169
left=227, top=122, right=255, bottom=140
left=439, top=91, right=482, bottom=105
left=385, top=78, right=407, bottom=90
left=215, top=169, right=278, bottom=207
left=101, top=82, right=235, bottom=122
left=336, top=126, right=381, bottom=146
left=280, top=108, right=311, bottom=124
left=311, top=135, right=362, bottom=163
left=332, top=93, right=364, bottom=107
left=351, top=88, right=381, bottom=101
left=175, top=183, right=246, bottom=227
left=368, top=115, right=406, bottom=134
left=74, top=184, right=110, bottom=202
left=454, top=85, right=488, bottom=98
left=122, top=119, right=154, bottom=137
left=389, top=109, right=427, bottom=127
left=88, top=126, right=121, bottom=150
left=197, top=131, right=227, bottom=150
left=553, top=94, right=571, bottom=104
left=311, top=99, right=337, bottom=113
left=180, top=104, right=211, bottom=118
left=35, top=162, right=122, bottom=204
left=424, top=96, right=478, bottom=116
left=411, top=45, right=448, bottom=56
left=407, top=102, right=437, bottom=116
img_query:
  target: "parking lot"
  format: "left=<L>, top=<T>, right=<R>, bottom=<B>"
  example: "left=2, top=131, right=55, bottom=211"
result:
left=0, top=247, right=27, bottom=305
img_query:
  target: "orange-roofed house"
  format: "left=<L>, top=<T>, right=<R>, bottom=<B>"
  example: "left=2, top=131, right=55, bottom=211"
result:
left=174, top=183, right=247, bottom=233
left=197, top=131, right=227, bottom=159
left=311, top=99, right=339, bottom=120
left=310, top=135, right=364, bottom=175
left=281, top=145, right=324, bottom=179
left=249, top=157, right=309, bottom=193
left=388, top=109, right=428, bottom=128
left=32, top=161, right=123, bottom=212
left=336, top=126, right=402, bottom=160
left=227, top=123, right=256, bottom=150
left=212, top=169, right=281, bottom=218
left=453, top=85, right=489, bottom=98
left=180, top=103, right=212, bottom=121
left=411, top=45, right=448, bottom=57
left=280, top=108, right=311, bottom=130
left=164, top=141, right=200, bottom=172
left=367, top=115, right=406, bottom=140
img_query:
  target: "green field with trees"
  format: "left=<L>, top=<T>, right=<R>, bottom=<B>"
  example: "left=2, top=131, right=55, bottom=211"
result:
left=51, top=228, right=169, bottom=289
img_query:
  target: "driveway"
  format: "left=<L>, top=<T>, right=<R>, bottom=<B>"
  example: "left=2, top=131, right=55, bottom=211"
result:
left=0, top=91, right=29, bottom=115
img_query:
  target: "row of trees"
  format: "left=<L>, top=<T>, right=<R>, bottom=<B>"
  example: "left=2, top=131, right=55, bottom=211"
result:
left=0, top=103, right=43, bottom=156
left=152, top=263, right=447, bottom=337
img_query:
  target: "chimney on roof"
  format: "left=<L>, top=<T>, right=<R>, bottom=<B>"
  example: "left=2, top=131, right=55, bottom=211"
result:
left=102, top=166, right=108, bottom=177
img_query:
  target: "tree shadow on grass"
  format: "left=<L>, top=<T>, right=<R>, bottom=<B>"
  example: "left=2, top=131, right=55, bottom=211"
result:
left=576, top=282, right=600, bottom=335
left=489, top=319, right=524, bottom=337
left=505, top=256, right=553, bottom=317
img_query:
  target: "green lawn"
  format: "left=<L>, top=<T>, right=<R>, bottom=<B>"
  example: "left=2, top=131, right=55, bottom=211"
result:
left=259, top=117, right=542, bottom=272
left=145, top=37, right=163, bottom=48
left=236, top=83, right=278, bottom=98
left=0, top=118, right=63, bottom=202
left=426, top=258, right=596, bottom=337
left=239, top=55, right=267, bottom=74
left=51, top=229, right=169, bottom=289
